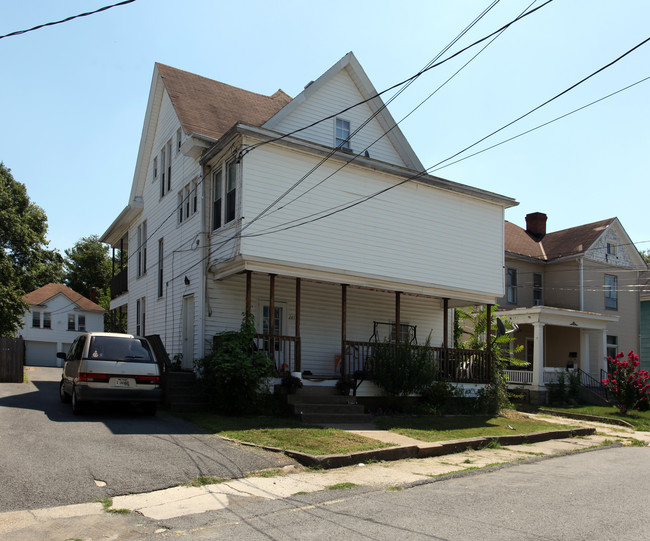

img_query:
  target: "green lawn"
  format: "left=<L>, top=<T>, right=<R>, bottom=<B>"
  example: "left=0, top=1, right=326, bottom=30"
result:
left=374, top=411, right=575, bottom=442
left=179, top=413, right=394, bottom=456
left=539, top=405, right=650, bottom=432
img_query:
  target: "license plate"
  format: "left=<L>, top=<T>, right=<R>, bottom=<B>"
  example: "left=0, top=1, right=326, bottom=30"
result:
left=112, top=378, right=132, bottom=388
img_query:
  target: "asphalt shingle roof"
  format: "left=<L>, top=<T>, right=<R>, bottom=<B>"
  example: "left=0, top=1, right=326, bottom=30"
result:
left=505, top=218, right=616, bottom=261
left=157, top=63, right=292, bottom=141
left=22, top=283, right=105, bottom=312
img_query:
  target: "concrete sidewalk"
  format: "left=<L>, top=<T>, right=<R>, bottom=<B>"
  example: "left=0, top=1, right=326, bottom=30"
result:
left=2, top=412, right=648, bottom=540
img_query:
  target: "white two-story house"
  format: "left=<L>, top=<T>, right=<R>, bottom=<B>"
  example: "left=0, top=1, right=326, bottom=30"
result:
left=101, top=52, right=517, bottom=391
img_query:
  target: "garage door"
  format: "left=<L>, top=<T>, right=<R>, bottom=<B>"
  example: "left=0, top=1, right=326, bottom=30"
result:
left=25, top=342, right=58, bottom=367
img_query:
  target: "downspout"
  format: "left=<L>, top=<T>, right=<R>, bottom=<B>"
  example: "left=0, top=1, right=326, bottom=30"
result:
left=579, top=257, right=585, bottom=311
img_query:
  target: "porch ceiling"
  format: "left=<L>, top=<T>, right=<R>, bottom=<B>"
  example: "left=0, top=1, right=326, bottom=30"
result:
left=209, top=256, right=497, bottom=307
left=496, top=305, right=619, bottom=330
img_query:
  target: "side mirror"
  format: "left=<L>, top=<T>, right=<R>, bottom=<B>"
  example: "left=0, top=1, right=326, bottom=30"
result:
left=56, top=352, right=67, bottom=360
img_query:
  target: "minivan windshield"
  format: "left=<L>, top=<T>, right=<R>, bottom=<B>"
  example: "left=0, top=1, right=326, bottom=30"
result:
left=86, top=336, right=155, bottom=363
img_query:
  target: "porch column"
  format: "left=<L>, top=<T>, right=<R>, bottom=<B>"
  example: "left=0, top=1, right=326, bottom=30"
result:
left=295, top=278, right=301, bottom=372
left=443, top=298, right=449, bottom=378
left=531, top=322, right=545, bottom=388
left=245, top=270, right=252, bottom=318
left=269, top=274, right=276, bottom=368
left=601, top=330, right=608, bottom=374
left=395, top=291, right=401, bottom=344
left=580, top=329, right=591, bottom=377
left=341, top=284, right=348, bottom=376
left=485, top=304, right=493, bottom=352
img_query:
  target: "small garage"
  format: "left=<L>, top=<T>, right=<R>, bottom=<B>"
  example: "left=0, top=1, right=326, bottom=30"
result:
left=25, top=341, right=58, bottom=367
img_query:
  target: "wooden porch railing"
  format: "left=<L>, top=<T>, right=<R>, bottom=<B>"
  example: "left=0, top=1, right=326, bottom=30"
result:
left=254, top=334, right=300, bottom=374
left=343, top=340, right=493, bottom=384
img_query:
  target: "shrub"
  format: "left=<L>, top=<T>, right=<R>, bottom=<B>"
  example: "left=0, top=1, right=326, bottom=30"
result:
left=370, top=337, right=437, bottom=397
left=420, top=380, right=458, bottom=414
left=602, top=350, right=650, bottom=414
left=194, top=315, right=275, bottom=415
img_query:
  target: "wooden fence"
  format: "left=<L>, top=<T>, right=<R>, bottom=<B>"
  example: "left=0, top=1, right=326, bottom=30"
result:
left=0, top=337, right=24, bottom=383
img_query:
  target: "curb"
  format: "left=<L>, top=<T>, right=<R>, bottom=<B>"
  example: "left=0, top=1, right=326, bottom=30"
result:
left=229, top=428, right=596, bottom=469
left=537, top=409, right=634, bottom=428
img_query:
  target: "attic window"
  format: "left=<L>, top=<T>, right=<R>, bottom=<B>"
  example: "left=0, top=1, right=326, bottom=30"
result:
left=607, top=242, right=616, bottom=256
left=177, top=128, right=182, bottom=153
left=335, top=118, right=351, bottom=150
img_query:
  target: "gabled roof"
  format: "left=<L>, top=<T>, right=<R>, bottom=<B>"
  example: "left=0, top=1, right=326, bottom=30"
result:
left=156, top=63, right=292, bottom=141
left=23, top=284, right=105, bottom=313
left=506, top=217, right=622, bottom=262
left=263, top=52, right=424, bottom=171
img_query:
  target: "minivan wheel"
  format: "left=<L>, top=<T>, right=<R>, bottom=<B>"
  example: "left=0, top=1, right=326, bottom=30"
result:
left=71, top=387, right=85, bottom=415
left=59, top=380, right=71, bottom=403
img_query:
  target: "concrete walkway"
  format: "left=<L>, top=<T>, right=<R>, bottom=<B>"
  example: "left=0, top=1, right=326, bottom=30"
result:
left=2, top=411, right=648, bottom=540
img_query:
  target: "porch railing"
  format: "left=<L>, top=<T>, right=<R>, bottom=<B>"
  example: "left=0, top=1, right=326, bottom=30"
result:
left=110, top=267, right=128, bottom=299
left=343, top=341, right=492, bottom=384
left=504, top=370, right=533, bottom=385
left=254, top=334, right=299, bottom=374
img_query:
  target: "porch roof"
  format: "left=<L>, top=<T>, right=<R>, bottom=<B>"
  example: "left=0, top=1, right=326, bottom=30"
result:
left=496, top=305, right=619, bottom=331
left=209, top=255, right=498, bottom=307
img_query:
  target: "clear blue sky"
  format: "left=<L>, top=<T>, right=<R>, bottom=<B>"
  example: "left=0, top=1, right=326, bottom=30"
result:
left=1, top=0, right=648, bottom=255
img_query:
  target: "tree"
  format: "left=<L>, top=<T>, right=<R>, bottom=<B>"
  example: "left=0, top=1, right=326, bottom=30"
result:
left=639, top=250, right=650, bottom=265
left=63, top=235, right=112, bottom=300
left=63, top=235, right=112, bottom=328
left=0, top=163, right=63, bottom=336
left=456, top=306, right=526, bottom=413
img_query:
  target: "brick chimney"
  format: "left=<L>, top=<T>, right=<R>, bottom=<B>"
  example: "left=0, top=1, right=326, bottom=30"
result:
left=525, top=212, right=547, bottom=240
left=90, top=287, right=98, bottom=304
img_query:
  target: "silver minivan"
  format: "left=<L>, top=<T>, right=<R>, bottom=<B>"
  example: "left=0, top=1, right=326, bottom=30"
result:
left=58, top=332, right=162, bottom=415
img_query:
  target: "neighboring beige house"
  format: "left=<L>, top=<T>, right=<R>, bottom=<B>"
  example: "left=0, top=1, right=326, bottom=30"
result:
left=497, top=213, right=647, bottom=400
left=640, top=270, right=650, bottom=371
left=21, top=284, right=105, bottom=367
left=101, top=52, right=517, bottom=393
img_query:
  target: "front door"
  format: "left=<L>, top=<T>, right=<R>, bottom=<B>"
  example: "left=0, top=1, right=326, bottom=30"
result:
left=182, top=296, right=195, bottom=370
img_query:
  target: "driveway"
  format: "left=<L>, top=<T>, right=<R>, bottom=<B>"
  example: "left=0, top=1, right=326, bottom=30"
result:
left=0, top=367, right=297, bottom=513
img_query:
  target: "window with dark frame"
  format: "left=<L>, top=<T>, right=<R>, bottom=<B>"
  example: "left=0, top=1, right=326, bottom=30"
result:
left=32, top=311, right=40, bottom=328
left=607, top=335, right=618, bottom=358
left=166, top=140, right=172, bottom=193
left=78, top=315, right=85, bottom=332
left=507, top=268, right=518, bottom=304
left=605, top=274, right=618, bottom=310
left=158, top=239, right=164, bottom=298
left=68, top=314, right=75, bottom=331
left=225, top=161, right=237, bottom=224
left=137, top=221, right=147, bottom=277
left=533, top=273, right=543, bottom=305
left=43, top=312, right=51, bottom=329
left=212, top=170, right=222, bottom=230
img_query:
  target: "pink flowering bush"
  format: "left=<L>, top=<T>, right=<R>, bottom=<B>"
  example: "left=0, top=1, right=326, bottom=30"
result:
left=602, top=350, right=650, bottom=414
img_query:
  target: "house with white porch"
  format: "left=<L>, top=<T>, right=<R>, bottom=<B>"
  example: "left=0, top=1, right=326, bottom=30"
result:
left=21, top=283, right=105, bottom=367
left=498, top=213, right=647, bottom=401
left=101, top=52, right=517, bottom=395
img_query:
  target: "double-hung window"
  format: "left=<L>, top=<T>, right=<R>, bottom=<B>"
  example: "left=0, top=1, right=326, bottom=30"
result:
left=225, top=161, right=237, bottom=224
left=178, top=180, right=198, bottom=225
left=136, top=298, right=146, bottom=336
left=137, top=221, right=147, bottom=277
left=507, top=268, right=518, bottom=304
left=212, top=170, right=222, bottom=230
left=42, top=312, right=51, bottom=329
left=68, top=314, right=76, bottom=331
left=32, top=311, right=40, bottom=328
left=158, top=239, right=164, bottom=298
left=335, top=118, right=351, bottom=150
left=160, top=140, right=173, bottom=197
left=605, top=275, right=618, bottom=310
left=533, top=273, right=543, bottom=305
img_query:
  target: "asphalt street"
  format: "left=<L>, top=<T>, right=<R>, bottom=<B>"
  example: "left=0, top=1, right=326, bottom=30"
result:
left=138, top=445, right=650, bottom=540
left=0, top=367, right=296, bottom=513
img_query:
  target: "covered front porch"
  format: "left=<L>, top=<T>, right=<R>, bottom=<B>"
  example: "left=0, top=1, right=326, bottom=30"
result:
left=498, top=306, right=619, bottom=399
left=209, top=267, right=497, bottom=393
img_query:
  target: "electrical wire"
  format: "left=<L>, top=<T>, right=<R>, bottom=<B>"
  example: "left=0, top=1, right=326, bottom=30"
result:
left=0, top=0, right=136, bottom=40
left=241, top=37, right=650, bottom=240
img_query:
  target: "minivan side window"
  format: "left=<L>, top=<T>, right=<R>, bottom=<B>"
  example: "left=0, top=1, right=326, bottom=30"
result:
left=73, top=335, right=86, bottom=361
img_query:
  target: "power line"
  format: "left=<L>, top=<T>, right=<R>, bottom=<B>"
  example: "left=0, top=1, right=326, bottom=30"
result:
left=0, top=0, right=136, bottom=40
left=239, top=0, right=555, bottom=158
left=242, top=35, right=650, bottom=240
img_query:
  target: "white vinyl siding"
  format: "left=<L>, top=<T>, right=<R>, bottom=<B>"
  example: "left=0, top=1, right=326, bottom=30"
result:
left=269, top=70, right=405, bottom=166
left=205, top=274, right=444, bottom=375
left=239, top=143, right=505, bottom=299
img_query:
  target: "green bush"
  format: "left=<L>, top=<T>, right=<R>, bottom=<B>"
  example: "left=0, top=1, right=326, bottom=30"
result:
left=194, top=315, right=275, bottom=415
left=371, top=338, right=437, bottom=397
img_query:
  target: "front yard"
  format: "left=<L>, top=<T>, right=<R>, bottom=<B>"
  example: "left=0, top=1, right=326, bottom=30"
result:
left=533, top=405, right=650, bottom=432
left=181, top=410, right=576, bottom=456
